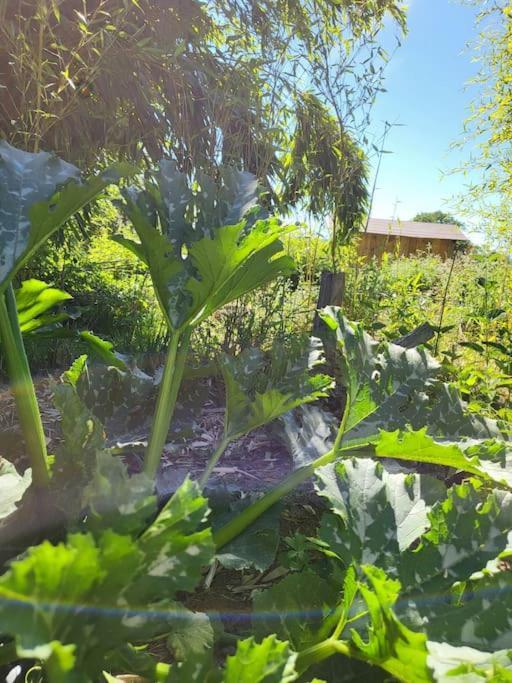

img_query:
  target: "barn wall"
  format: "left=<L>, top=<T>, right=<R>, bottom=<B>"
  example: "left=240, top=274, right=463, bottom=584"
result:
left=357, top=234, right=455, bottom=259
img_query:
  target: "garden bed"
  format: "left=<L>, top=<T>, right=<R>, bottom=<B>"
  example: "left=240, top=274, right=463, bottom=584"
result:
left=0, top=373, right=304, bottom=498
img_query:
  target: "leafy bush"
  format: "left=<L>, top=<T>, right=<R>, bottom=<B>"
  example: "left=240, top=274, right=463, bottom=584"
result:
left=21, top=206, right=168, bottom=365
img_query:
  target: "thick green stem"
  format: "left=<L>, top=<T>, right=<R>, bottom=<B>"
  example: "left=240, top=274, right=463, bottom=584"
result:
left=0, top=285, right=49, bottom=486
left=200, top=436, right=230, bottom=489
left=332, top=385, right=351, bottom=454
left=214, top=389, right=353, bottom=549
left=214, top=448, right=336, bottom=548
left=154, top=662, right=171, bottom=682
left=297, top=635, right=413, bottom=682
left=144, top=332, right=190, bottom=478
left=296, top=637, right=352, bottom=673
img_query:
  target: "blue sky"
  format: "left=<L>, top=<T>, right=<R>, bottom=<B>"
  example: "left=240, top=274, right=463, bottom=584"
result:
left=368, top=0, right=482, bottom=223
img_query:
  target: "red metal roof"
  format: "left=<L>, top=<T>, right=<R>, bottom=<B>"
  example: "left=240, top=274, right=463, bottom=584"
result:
left=366, top=218, right=469, bottom=242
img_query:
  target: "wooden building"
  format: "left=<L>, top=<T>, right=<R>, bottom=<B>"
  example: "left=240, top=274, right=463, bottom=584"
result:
left=358, top=218, right=469, bottom=259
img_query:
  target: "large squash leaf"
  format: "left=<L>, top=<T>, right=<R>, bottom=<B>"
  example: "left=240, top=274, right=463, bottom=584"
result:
left=166, top=635, right=298, bottom=683
left=375, top=428, right=512, bottom=490
left=252, top=569, right=342, bottom=651
left=223, top=635, right=298, bottom=683
left=320, top=309, right=508, bottom=449
left=351, top=566, right=431, bottom=683
left=117, top=162, right=295, bottom=332
left=222, top=338, right=333, bottom=440
left=0, top=141, right=132, bottom=291
left=315, top=458, right=512, bottom=654
left=63, top=356, right=153, bottom=424
left=309, top=310, right=512, bottom=491
left=399, top=479, right=512, bottom=595
left=317, top=459, right=512, bottom=594
left=253, top=564, right=431, bottom=683
left=414, top=569, right=512, bottom=651
left=427, top=642, right=512, bottom=681
left=320, top=308, right=440, bottom=448
left=82, top=451, right=156, bottom=538
left=316, top=458, right=446, bottom=570
left=51, top=380, right=155, bottom=534
left=280, top=404, right=338, bottom=468
left=51, top=382, right=109, bottom=521
left=0, top=479, right=213, bottom=682
left=215, top=498, right=283, bottom=573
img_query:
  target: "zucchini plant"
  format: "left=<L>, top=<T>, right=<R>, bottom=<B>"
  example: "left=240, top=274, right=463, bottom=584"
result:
left=115, top=161, right=296, bottom=477
left=2, top=144, right=512, bottom=681
left=0, top=141, right=131, bottom=487
left=3, top=311, right=512, bottom=681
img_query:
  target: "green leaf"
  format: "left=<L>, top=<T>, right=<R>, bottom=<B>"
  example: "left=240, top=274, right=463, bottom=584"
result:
left=0, top=480, right=214, bottom=680
left=134, top=478, right=214, bottom=598
left=0, top=457, right=32, bottom=522
left=157, top=159, right=194, bottom=248
left=151, top=161, right=259, bottom=248
left=314, top=458, right=512, bottom=652
left=399, top=480, right=512, bottom=595
left=0, top=532, right=143, bottom=665
left=166, top=652, right=220, bottom=683
left=51, top=382, right=108, bottom=521
left=303, top=658, right=387, bottom=683
left=103, top=643, right=161, bottom=681
left=0, top=141, right=132, bottom=291
left=63, top=358, right=153, bottom=424
left=82, top=451, right=156, bottom=536
left=184, top=218, right=295, bottom=328
left=316, top=458, right=445, bottom=570
left=15, top=279, right=72, bottom=335
left=252, top=570, right=341, bottom=650
left=317, top=456, right=512, bottom=591
left=352, top=566, right=430, bottom=683
left=320, top=310, right=508, bottom=449
left=320, top=309, right=440, bottom=448
left=223, top=635, right=298, bottom=683
left=280, top=405, right=337, bottom=467
left=375, top=428, right=477, bottom=470
left=62, top=354, right=88, bottom=387
left=222, top=338, right=332, bottom=440
left=375, top=428, right=512, bottom=489
left=118, top=164, right=295, bottom=332
left=416, top=569, right=512, bottom=651
left=166, top=607, right=214, bottom=661
left=79, top=332, right=128, bottom=371
left=21, top=641, right=81, bottom=683
left=215, top=498, right=282, bottom=572
left=427, top=383, right=509, bottom=441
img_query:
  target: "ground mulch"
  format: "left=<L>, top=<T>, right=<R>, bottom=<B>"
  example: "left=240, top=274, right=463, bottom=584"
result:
left=0, top=372, right=299, bottom=499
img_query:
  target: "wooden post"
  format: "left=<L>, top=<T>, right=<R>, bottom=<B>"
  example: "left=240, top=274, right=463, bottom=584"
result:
left=313, top=270, right=345, bottom=333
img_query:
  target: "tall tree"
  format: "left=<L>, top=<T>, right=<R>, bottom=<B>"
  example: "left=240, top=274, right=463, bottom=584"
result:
left=462, top=1, right=512, bottom=195
left=413, top=211, right=462, bottom=226
left=0, top=0, right=406, bottom=224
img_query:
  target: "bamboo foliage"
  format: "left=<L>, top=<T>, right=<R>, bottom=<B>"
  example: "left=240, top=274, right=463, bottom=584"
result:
left=0, top=0, right=405, bottom=201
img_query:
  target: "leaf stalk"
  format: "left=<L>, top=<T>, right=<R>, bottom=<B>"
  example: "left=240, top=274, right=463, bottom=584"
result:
left=144, top=331, right=190, bottom=478
left=0, top=284, right=49, bottom=486
left=200, top=436, right=231, bottom=488
left=214, top=392, right=354, bottom=549
left=296, top=637, right=351, bottom=673
left=214, top=448, right=336, bottom=549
